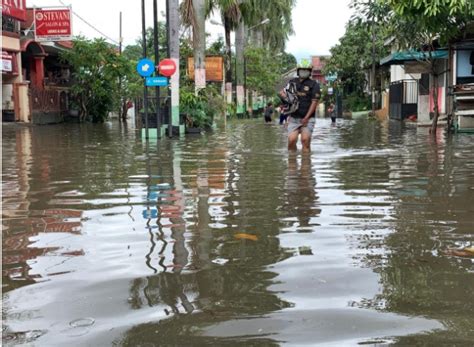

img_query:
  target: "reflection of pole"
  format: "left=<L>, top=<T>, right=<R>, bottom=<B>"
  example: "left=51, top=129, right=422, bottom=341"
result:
left=141, top=0, right=149, bottom=139
left=371, top=0, right=376, bottom=116
left=244, top=56, right=247, bottom=116
left=166, top=0, right=173, bottom=138
left=153, top=0, right=161, bottom=137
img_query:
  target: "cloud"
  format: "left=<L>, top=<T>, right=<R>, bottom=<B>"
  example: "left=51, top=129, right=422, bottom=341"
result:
left=286, top=0, right=353, bottom=60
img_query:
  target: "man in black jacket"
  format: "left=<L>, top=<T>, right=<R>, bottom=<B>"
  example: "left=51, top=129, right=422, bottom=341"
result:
left=280, top=63, right=321, bottom=152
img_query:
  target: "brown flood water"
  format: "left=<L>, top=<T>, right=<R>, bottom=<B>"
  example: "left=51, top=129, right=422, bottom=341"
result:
left=2, top=118, right=474, bottom=346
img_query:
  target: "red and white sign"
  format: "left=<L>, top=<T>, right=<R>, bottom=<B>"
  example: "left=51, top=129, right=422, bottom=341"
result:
left=1, top=51, right=13, bottom=73
left=158, top=59, right=177, bottom=77
left=34, top=8, right=72, bottom=42
left=2, top=0, right=26, bottom=21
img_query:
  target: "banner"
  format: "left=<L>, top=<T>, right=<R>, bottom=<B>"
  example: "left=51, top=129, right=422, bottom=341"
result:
left=187, top=56, right=224, bottom=82
left=1, top=51, right=13, bottom=73
left=2, top=0, right=27, bottom=21
left=34, top=8, right=72, bottom=42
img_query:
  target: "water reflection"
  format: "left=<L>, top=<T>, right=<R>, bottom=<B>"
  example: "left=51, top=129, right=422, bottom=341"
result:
left=2, top=127, right=85, bottom=293
left=2, top=119, right=473, bottom=346
left=283, top=153, right=320, bottom=232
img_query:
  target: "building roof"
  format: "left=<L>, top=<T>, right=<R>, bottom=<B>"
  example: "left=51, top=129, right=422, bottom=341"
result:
left=380, top=50, right=448, bottom=66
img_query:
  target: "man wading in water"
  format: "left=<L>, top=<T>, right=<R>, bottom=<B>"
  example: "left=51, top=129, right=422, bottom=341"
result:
left=279, top=60, right=321, bottom=152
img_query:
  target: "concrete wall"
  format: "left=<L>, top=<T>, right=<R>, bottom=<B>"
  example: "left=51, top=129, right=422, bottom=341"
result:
left=418, top=95, right=430, bottom=123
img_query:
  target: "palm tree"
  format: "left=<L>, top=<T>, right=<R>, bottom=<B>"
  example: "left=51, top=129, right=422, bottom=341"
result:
left=234, top=0, right=295, bottom=115
left=210, top=0, right=241, bottom=104
left=181, top=0, right=207, bottom=91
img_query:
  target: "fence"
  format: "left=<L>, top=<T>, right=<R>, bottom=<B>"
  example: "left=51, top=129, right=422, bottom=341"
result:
left=389, top=80, right=418, bottom=120
left=30, top=88, right=69, bottom=124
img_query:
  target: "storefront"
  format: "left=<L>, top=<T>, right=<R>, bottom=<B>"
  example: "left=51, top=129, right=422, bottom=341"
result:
left=2, top=0, right=30, bottom=122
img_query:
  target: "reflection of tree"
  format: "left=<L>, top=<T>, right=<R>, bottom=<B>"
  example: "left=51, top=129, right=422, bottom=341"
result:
left=122, top=125, right=292, bottom=345
left=346, top=126, right=474, bottom=344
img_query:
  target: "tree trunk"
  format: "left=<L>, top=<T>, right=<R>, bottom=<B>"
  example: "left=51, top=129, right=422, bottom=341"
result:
left=235, top=20, right=245, bottom=116
left=430, top=68, right=439, bottom=135
left=192, top=0, right=206, bottom=92
left=121, top=100, right=128, bottom=122
left=224, top=17, right=233, bottom=104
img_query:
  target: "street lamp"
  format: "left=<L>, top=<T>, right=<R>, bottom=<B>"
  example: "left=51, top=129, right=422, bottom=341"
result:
left=248, top=18, right=270, bottom=30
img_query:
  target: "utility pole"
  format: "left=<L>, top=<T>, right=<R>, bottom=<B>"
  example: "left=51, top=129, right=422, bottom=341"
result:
left=153, top=0, right=161, bottom=137
left=168, top=0, right=181, bottom=136
left=141, top=0, right=149, bottom=139
left=371, top=0, right=376, bottom=117
left=118, top=11, right=124, bottom=122
left=119, top=12, right=122, bottom=54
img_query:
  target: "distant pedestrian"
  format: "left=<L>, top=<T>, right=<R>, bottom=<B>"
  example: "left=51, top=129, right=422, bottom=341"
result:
left=278, top=106, right=288, bottom=125
left=264, top=102, right=274, bottom=123
left=328, top=102, right=336, bottom=123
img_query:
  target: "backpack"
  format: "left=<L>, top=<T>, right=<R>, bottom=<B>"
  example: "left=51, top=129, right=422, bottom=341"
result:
left=279, top=81, right=299, bottom=115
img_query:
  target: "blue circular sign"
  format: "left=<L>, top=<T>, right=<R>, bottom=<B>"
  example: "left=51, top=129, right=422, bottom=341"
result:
left=136, top=58, right=155, bottom=77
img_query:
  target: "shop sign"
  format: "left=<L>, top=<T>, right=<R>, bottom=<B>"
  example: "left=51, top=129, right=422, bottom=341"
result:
left=35, top=8, right=72, bottom=42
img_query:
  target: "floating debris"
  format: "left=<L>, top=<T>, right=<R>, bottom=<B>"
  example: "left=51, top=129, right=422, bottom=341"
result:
left=443, top=246, right=474, bottom=258
left=234, top=233, right=258, bottom=241
left=69, top=317, right=95, bottom=328
left=299, top=246, right=313, bottom=255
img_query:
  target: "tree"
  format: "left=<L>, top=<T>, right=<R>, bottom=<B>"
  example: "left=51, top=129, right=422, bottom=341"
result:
left=244, top=46, right=281, bottom=97
left=279, top=52, right=297, bottom=74
left=324, top=19, right=388, bottom=97
left=209, top=0, right=241, bottom=104
left=61, top=37, right=131, bottom=123
left=354, top=0, right=473, bottom=133
left=181, top=0, right=207, bottom=92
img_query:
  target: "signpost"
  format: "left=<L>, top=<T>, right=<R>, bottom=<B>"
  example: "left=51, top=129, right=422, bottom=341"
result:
left=145, top=76, right=168, bottom=87
left=34, top=7, right=72, bottom=42
left=187, top=56, right=223, bottom=82
left=136, top=58, right=155, bottom=77
left=158, top=58, right=177, bottom=77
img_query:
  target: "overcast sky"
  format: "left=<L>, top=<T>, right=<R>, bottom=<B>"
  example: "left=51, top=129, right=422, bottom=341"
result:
left=26, top=0, right=353, bottom=61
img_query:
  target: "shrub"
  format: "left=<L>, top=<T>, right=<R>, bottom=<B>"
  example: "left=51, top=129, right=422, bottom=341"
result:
left=180, top=85, right=225, bottom=128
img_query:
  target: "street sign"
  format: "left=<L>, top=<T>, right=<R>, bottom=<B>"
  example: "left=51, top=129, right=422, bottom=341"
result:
left=145, top=76, right=168, bottom=87
left=158, top=58, right=177, bottom=77
left=137, top=58, right=155, bottom=77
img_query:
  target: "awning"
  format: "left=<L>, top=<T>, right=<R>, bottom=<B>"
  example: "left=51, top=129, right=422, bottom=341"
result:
left=380, top=50, right=448, bottom=66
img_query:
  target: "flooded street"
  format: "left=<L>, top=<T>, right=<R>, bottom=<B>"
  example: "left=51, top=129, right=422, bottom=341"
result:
left=2, top=117, right=474, bottom=346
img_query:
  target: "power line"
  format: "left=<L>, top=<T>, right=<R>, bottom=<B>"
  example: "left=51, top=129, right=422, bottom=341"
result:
left=56, top=0, right=120, bottom=45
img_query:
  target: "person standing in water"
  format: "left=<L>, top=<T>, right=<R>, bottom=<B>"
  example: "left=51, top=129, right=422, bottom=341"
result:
left=279, top=60, right=321, bottom=152
left=264, top=102, right=274, bottom=123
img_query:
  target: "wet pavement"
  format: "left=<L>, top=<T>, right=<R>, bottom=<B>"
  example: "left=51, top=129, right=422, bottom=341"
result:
left=2, top=117, right=474, bottom=346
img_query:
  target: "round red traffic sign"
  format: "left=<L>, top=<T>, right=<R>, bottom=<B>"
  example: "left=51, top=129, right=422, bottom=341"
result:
left=158, top=59, right=177, bottom=77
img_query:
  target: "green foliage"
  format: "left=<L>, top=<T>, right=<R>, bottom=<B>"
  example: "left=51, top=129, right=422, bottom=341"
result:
left=279, top=52, right=297, bottom=74
left=344, top=94, right=371, bottom=112
left=244, top=46, right=281, bottom=97
left=380, top=0, right=473, bottom=49
left=60, top=37, right=131, bottom=123
left=180, top=85, right=225, bottom=128
left=324, top=19, right=389, bottom=95
left=206, top=36, right=226, bottom=55
left=122, top=24, right=169, bottom=102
